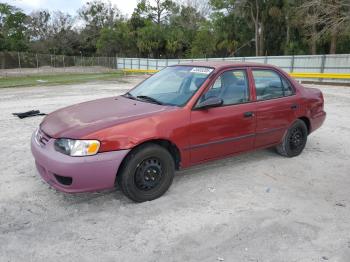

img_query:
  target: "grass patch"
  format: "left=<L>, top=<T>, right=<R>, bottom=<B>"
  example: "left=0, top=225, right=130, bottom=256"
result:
left=0, top=71, right=125, bottom=88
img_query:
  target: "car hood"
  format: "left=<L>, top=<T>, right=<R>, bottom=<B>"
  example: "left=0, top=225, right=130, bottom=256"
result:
left=40, top=96, right=174, bottom=138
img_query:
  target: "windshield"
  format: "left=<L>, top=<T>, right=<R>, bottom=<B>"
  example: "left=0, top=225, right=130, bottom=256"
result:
left=127, top=66, right=213, bottom=106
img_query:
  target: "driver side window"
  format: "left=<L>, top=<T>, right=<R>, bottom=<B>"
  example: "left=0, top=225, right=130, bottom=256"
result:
left=202, top=70, right=250, bottom=106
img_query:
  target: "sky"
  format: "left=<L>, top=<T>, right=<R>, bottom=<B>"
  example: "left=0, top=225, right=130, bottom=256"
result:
left=6, top=0, right=139, bottom=17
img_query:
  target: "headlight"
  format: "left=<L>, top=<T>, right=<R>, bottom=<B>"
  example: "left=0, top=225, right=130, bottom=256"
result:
left=54, top=138, right=100, bottom=156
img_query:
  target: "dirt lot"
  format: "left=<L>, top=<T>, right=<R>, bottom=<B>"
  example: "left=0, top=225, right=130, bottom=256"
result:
left=0, top=76, right=349, bottom=262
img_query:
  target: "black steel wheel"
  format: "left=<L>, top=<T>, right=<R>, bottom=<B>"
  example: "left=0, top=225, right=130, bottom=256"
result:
left=134, top=157, right=163, bottom=191
left=289, top=127, right=305, bottom=152
left=276, top=119, right=308, bottom=157
left=117, top=144, right=175, bottom=202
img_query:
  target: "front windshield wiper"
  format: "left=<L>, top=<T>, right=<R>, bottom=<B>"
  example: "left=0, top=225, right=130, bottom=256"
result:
left=136, top=95, right=163, bottom=105
left=123, top=92, right=137, bottom=100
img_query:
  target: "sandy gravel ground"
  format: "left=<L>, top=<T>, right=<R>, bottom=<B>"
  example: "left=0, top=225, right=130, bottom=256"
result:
left=0, top=77, right=349, bottom=262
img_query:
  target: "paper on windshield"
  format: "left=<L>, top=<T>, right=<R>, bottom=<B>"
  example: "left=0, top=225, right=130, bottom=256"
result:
left=190, top=67, right=213, bottom=75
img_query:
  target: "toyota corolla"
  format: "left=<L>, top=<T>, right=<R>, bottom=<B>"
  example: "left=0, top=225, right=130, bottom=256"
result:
left=31, top=62, right=326, bottom=202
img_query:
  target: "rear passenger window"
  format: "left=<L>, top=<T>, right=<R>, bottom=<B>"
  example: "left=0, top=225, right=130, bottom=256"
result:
left=252, top=70, right=294, bottom=101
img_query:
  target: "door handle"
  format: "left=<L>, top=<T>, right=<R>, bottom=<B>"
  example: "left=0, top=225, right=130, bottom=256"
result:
left=291, top=104, right=298, bottom=110
left=244, top=111, right=254, bottom=118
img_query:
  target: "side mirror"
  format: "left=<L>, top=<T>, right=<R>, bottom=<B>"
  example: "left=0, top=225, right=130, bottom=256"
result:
left=195, top=97, right=223, bottom=110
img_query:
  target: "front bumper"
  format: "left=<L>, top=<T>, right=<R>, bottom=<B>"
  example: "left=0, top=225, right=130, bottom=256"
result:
left=31, top=132, right=130, bottom=193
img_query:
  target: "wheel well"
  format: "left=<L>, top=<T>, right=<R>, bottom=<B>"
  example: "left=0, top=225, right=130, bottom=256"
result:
left=147, top=139, right=181, bottom=170
left=299, top=116, right=311, bottom=134
left=121, top=139, right=181, bottom=171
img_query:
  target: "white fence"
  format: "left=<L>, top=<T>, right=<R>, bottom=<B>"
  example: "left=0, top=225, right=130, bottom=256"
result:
left=117, top=54, right=350, bottom=82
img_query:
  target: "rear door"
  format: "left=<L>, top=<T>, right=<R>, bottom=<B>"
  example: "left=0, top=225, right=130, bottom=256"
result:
left=189, top=68, right=256, bottom=164
left=251, top=68, right=298, bottom=148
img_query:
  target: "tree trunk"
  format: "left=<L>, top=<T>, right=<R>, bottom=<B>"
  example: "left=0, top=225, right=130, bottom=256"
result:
left=255, top=0, right=259, bottom=56
left=157, top=11, right=161, bottom=24
left=310, top=24, right=317, bottom=55
left=330, top=29, right=337, bottom=54
left=310, top=39, right=317, bottom=55
left=255, top=20, right=259, bottom=56
left=285, top=14, right=290, bottom=54
left=259, top=22, right=264, bottom=56
left=157, top=0, right=161, bottom=24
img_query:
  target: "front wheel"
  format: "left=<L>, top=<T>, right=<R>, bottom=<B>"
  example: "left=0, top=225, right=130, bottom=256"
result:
left=117, top=144, right=175, bottom=202
left=276, top=119, right=308, bottom=157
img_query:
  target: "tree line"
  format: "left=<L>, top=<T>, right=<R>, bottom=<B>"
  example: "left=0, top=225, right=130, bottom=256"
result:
left=1, top=0, right=350, bottom=58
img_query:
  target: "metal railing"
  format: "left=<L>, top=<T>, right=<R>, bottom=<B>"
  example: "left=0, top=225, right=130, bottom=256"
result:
left=117, top=54, right=350, bottom=83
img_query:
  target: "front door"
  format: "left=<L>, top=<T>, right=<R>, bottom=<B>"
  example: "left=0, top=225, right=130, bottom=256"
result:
left=188, top=69, right=256, bottom=164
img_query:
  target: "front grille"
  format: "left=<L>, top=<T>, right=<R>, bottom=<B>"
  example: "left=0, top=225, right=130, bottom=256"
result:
left=35, top=128, right=51, bottom=146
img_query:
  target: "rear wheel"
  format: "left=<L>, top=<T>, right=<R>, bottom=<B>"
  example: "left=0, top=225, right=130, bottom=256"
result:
left=276, top=119, right=308, bottom=157
left=117, top=144, right=175, bottom=202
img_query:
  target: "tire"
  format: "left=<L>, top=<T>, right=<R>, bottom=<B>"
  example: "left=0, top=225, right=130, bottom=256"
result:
left=276, top=119, right=308, bottom=157
left=117, top=143, right=175, bottom=202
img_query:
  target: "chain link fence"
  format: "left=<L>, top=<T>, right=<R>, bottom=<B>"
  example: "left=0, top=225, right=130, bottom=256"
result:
left=0, top=51, right=117, bottom=77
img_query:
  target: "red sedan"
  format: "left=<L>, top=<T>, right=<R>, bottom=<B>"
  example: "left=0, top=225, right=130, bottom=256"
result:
left=31, top=62, right=326, bottom=202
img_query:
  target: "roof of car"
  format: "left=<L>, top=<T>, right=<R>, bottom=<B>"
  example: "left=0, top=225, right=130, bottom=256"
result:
left=177, top=61, right=277, bottom=70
